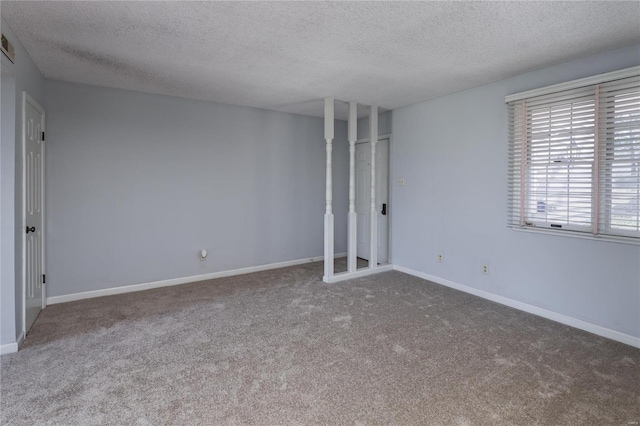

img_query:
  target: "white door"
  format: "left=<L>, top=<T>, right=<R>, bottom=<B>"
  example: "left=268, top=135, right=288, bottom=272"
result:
left=23, top=93, right=45, bottom=335
left=355, top=138, right=389, bottom=264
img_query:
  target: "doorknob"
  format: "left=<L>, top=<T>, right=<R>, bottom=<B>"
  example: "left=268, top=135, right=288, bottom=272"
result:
left=26, top=226, right=35, bottom=233
left=381, top=203, right=387, bottom=215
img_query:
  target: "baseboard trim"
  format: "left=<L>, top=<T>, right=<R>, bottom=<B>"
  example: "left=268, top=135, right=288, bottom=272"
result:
left=393, top=265, right=640, bottom=349
left=1, top=342, right=18, bottom=355
left=0, top=332, right=24, bottom=355
left=47, top=253, right=347, bottom=305
left=324, top=264, right=394, bottom=283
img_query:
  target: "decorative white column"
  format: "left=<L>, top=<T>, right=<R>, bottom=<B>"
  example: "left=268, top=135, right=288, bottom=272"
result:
left=323, top=98, right=335, bottom=281
left=369, top=105, right=378, bottom=268
left=347, top=102, right=358, bottom=272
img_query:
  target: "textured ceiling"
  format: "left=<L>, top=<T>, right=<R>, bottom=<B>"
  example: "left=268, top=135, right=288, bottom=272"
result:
left=2, top=1, right=640, bottom=119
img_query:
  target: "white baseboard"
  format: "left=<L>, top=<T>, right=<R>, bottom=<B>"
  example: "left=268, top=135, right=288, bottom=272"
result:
left=47, top=253, right=347, bottom=305
left=393, top=265, right=640, bottom=349
left=0, top=342, right=18, bottom=355
left=324, top=264, right=394, bottom=283
left=0, top=332, right=24, bottom=355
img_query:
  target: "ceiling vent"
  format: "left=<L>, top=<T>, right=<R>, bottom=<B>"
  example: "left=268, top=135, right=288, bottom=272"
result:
left=1, top=33, right=15, bottom=63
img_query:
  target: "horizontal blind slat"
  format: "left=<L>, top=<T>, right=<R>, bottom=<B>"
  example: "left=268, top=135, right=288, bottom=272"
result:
left=598, top=76, right=640, bottom=238
left=509, top=72, right=640, bottom=239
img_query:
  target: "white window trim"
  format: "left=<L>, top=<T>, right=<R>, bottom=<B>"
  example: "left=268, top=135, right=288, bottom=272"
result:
left=505, top=66, right=640, bottom=103
left=508, top=225, right=640, bottom=246
left=506, top=66, right=640, bottom=243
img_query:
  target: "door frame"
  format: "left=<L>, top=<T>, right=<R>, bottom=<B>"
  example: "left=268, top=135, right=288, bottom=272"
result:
left=355, top=133, right=392, bottom=265
left=22, top=91, right=46, bottom=338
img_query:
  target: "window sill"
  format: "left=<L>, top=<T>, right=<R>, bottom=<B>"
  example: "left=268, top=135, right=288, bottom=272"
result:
left=508, top=225, right=640, bottom=246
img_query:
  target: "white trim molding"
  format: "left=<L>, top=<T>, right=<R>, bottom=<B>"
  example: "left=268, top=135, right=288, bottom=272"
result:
left=510, top=225, right=640, bottom=246
left=48, top=253, right=346, bottom=305
left=393, top=265, right=640, bottom=349
left=505, top=65, right=640, bottom=102
left=1, top=342, right=18, bottom=355
left=0, top=332, right=24, bottom=355
left=324, top=264, right=394, bottom=283
left=356, top=133, right=392, bottom=144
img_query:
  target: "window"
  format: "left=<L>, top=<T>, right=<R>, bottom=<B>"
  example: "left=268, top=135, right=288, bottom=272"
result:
left=507, top=68, right=640, bottom=242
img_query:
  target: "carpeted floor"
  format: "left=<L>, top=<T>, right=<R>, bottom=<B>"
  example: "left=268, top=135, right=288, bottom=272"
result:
left=1, top=259, right=638, bottom=425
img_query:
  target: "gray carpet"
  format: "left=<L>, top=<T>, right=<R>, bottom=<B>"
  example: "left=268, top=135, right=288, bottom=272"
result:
left=1, top=259, right=638, bottom=425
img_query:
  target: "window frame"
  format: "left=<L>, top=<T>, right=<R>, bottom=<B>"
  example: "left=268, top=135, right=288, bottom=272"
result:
left=506, top=66, right=640, bottom=245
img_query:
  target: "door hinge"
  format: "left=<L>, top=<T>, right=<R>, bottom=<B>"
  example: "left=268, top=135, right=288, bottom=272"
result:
left=42, top=274, right=46, bottom=284
left=42, top=131, right=45, bottom=141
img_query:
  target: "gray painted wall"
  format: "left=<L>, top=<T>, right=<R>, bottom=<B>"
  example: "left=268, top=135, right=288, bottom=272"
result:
left=0, top=18, right=45, bottom=345
left=390, top=43, right=640, bottom=339
left=44, top=81, right=349, bottom=297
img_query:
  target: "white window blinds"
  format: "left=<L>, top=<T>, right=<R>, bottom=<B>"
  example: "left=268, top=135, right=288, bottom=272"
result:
left=507, top=69, right=640, bottom=242
left=599, top=77, right=640, bottom=237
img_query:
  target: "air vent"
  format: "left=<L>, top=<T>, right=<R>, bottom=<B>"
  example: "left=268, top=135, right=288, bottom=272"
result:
left=1, top=33, right=15, bottom=63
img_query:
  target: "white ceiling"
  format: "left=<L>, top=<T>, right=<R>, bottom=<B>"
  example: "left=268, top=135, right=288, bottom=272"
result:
left=2, top=1, right=639, bottom=119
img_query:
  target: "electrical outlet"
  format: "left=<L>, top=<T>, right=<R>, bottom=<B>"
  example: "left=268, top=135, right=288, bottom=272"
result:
left=438, top=254, right=443, bottom=263
left=482, top=265, right=489, bottom=275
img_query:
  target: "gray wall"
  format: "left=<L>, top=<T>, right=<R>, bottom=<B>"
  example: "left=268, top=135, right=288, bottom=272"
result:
left=390, top=43, right=640, bottom=339
left=0, top=18, right=45, bottom=345
left=44, top=81, right=348, bottom=297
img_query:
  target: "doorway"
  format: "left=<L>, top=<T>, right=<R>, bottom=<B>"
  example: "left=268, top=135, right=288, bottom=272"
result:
left=355, top=138, right=389, bottom=265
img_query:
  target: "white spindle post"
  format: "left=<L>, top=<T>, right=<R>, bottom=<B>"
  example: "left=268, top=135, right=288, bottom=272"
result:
left=323, top=98, right=335, bottom=281
left=369, top=105, right=378, bottom=268
left=347, top=102, right=358, bottom=272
